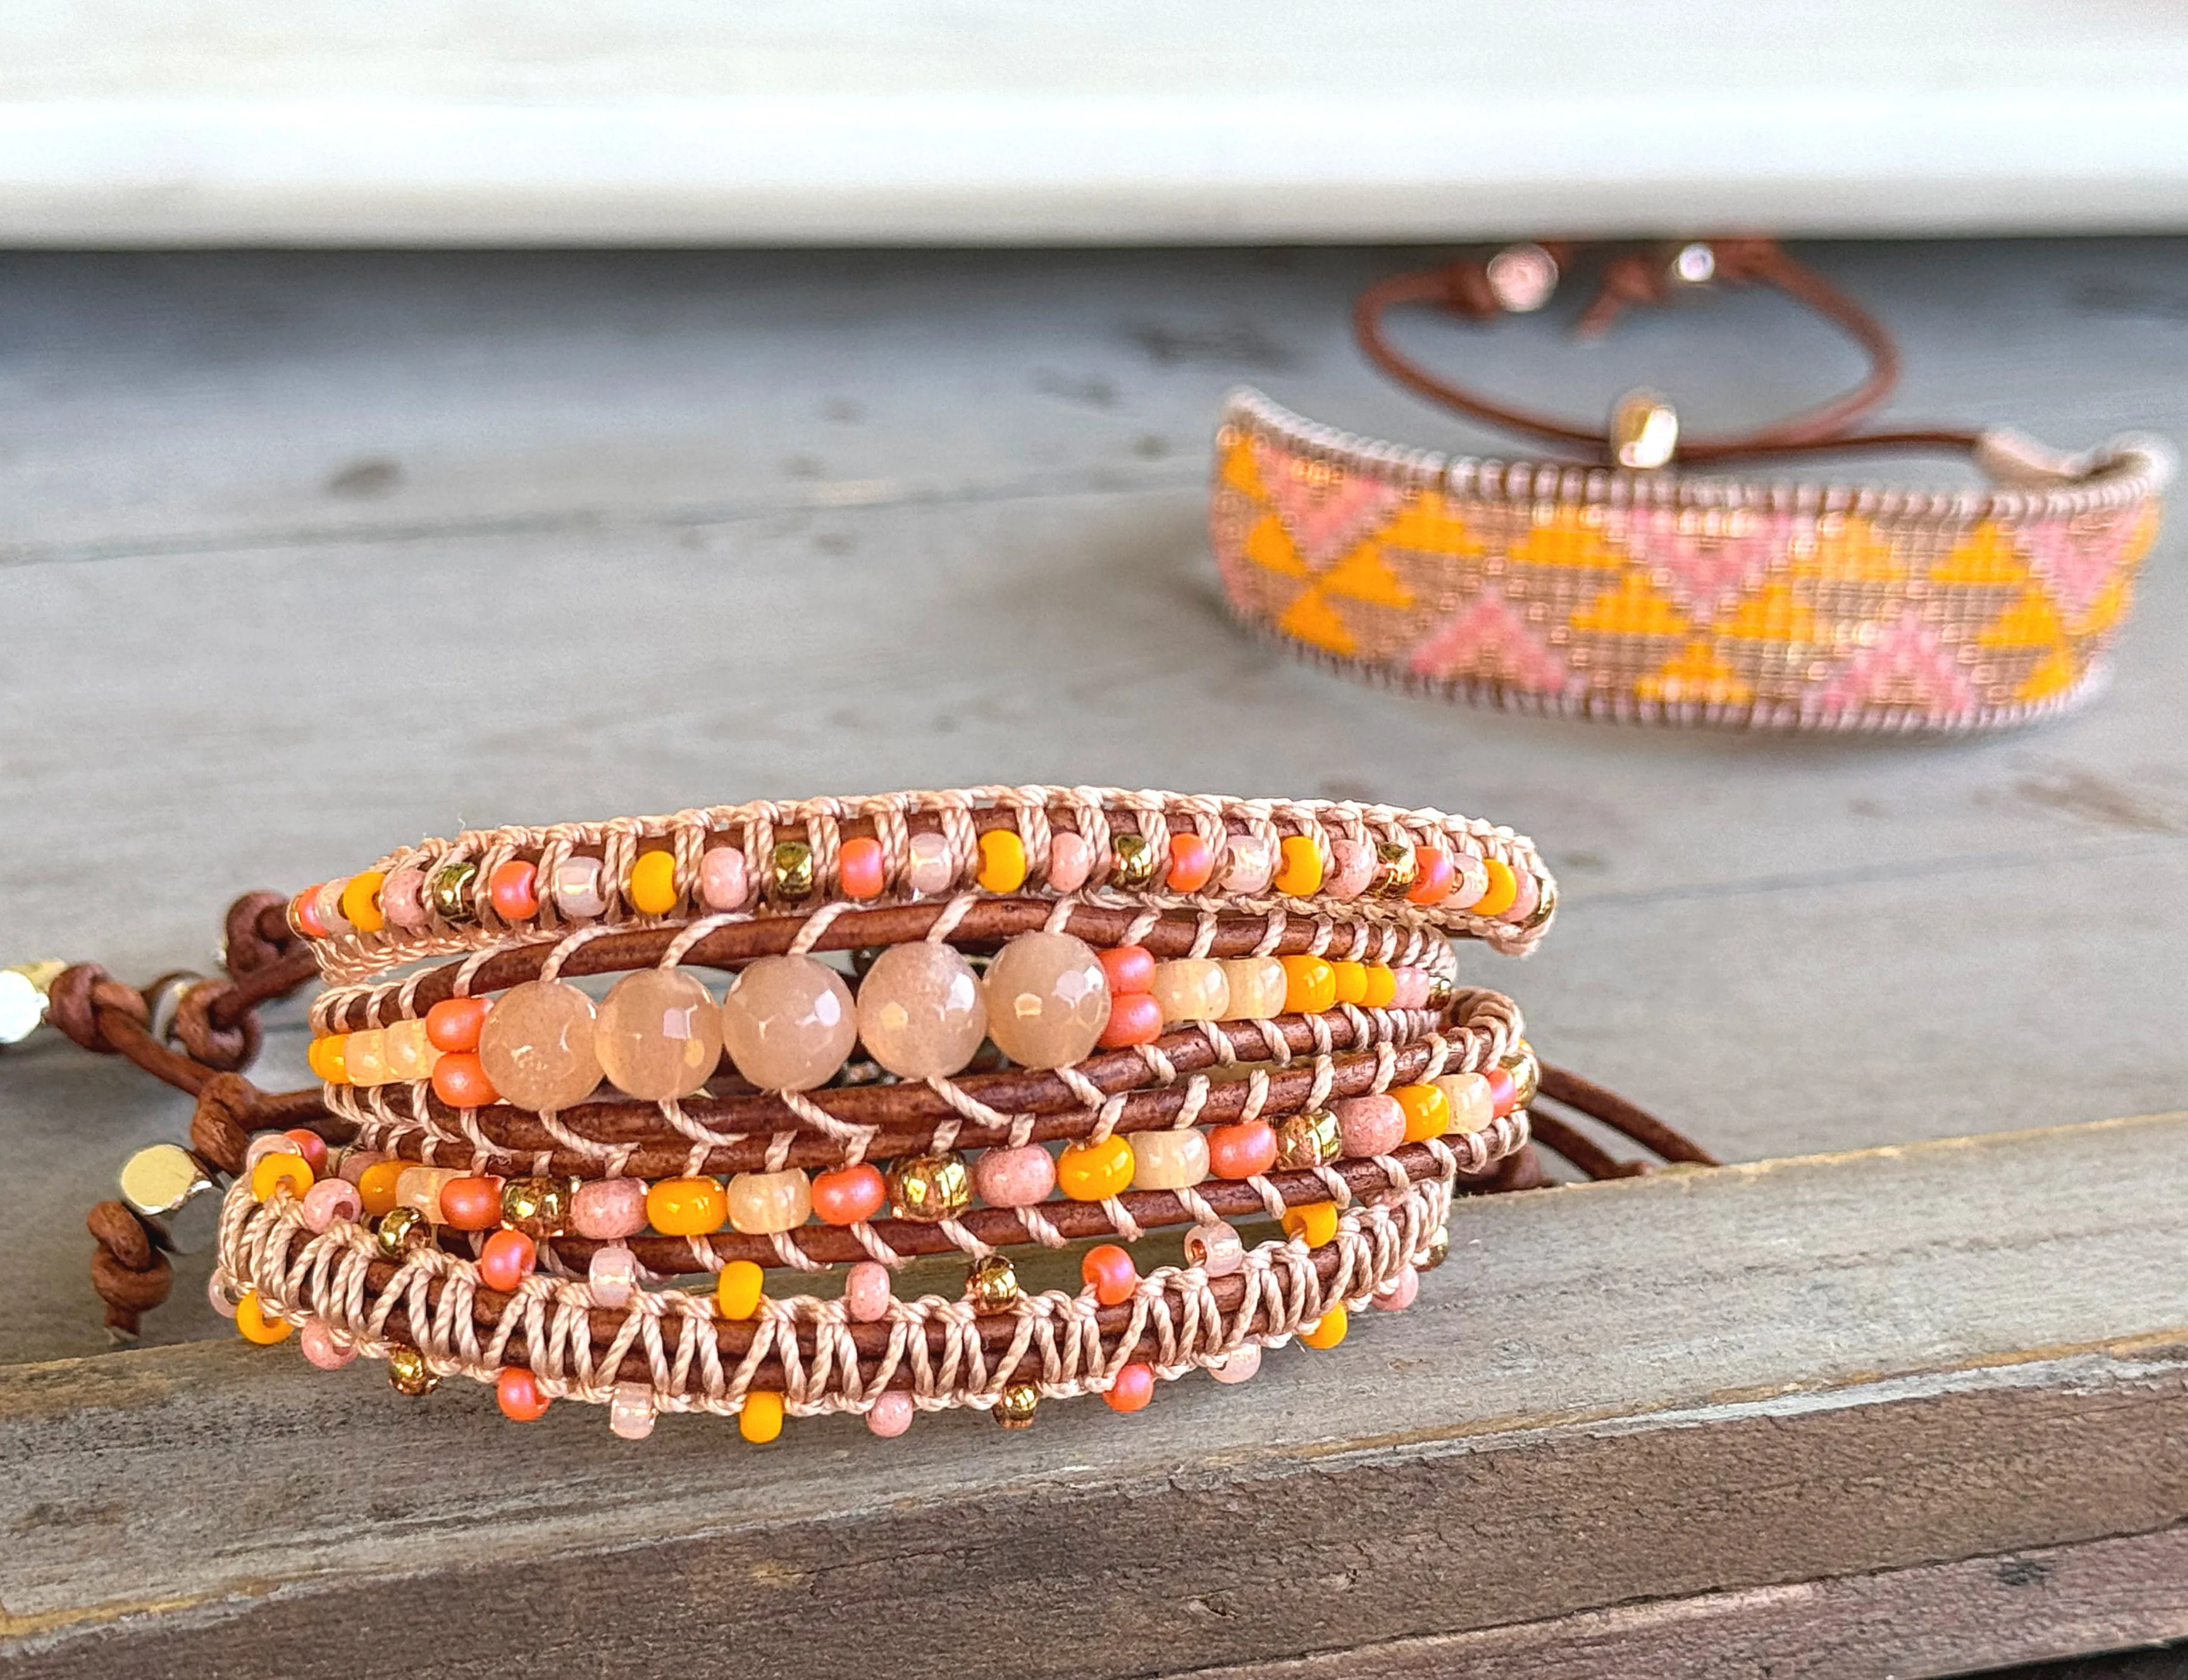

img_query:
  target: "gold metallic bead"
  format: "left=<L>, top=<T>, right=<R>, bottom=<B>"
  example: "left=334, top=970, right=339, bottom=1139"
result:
left=1370, top=841, right=1418, bottom=899
left=386, top=1344, right=440, bottom=1397
left=994, top=1382, right=1040, bottom=1430
left=965, top=1254, right=1021, bottom=1311
left=1422, top=1226, right=1451, bottom=1270
left=500, top=1174, right=576, bottom=1240
left=1521, top=874, right=1559, bottom=935
left=1611, top=388, right=1679, bottom=471
left=118, top=1142, right=216, bottom=1220
left=1425, top=976, right=1454, bottom=1010
left=1109, top=833, right=1158, bottom=890
left=427, top=860, right=479, bottom=923
left=1503, top=1042, right=1540, bottom=1110
left=887, top=1151, right=971, bottom=1223
left=1275, top=1109, right=1341, bottom=1169
left=376, top=1205, right=431, bottom=1260
left=770, top=839, right=816, bottom=900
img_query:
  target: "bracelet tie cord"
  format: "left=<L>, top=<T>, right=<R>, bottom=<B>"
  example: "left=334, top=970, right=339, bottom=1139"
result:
left=29, top=786, right=1715, bottom=1443
left=1211, top=237, right=2172, bottom=732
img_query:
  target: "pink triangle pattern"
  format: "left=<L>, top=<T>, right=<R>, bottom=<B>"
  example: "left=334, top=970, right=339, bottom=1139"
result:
left=1251, top=441, right=1406, bottom=568
left=1613, top=508, right=1792, bottom=620
left=1814, top=608, right=1977, bottom=720
left=2016, top=512, right=2143, bottom=624
left=1407, top=586, right=1576, bottom=695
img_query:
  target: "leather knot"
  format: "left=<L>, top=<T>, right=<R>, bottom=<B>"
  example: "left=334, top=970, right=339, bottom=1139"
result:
left=189, top=1072, right=261, bottom=1175
left=45, top=964, right=150, bottom=1056
left=87, top=1199, right=173, bottom=1337
left=173, top=979, right=262, bottom=1072
left=222, top=890, right=299, bottom=981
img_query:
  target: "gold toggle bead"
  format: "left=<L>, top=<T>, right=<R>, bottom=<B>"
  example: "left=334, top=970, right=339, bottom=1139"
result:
left=770, top=840, right=816, bottom=901
left=965, top=1254, right=1021, bottom=1311
left=1422, top=1226, right=1452, bottom=1270
left=118, top=1142, right=216, bottom=1220
left=1108, top=833, right=1158, bottom=890
left=1503, top=1041, right=1540, bottom=1110
left=376, top=1205, right=431, bottom=1260
left=886, top=1151, right=971, bottom=1223
left=427, top=860, right=479, bottom=923
left=1610, top=389, right=1679, bottom=471
left=386, top=1344, right=440, bottom=1396
left=994, top=1382, right=1040, bottom=1430
left=1370, top=841, right=1418, bottom=899
left=500, top=1174, right=577, bottom=1240
left=1275, top=1109, right=1341, bottom=1170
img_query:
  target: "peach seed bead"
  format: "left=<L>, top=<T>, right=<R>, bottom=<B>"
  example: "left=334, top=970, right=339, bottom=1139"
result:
left=395, top=1165, right=462, bottom=1221
left=857, top=942, right=987, bottom=1079
left=572, top=1177, right=648, bottom=1240
left=588, top=1243, right=639, bottom=1309
left=596, top=969, right=722, bottom=1100
left=340, top=872, right=386, bottom=935
left=1149, top=958, right=1228, bottom=1024
left=1273, top=835, right=1323, bottom=896
left=477, top=980, right=602, bottom=1112
left=726, top=1168, right=812, bottom=1235
left=699, top=846, right=750, bottom=911
left=1434, top=1071, right=1496, bottom=1133
left=1220, top=833, right=1276, bottom=895
left=1506, top=867, right=1542, bottom=922
left=866, top=1391, right=914, bottom=1437
left=973, top=1143, right=1056, bottom=1208
left=1373, top=1266, right=1422, bottom=1312
left=904, top=830, right=954, bottom=895
left=1057, top=1134, right=1134, bottom=1201
left=844, top=1260, right=892, bottom=1322
left=236, top=1291, right=290, bottom=1345
left=740, top=1391, right=785, bottom=1444
left=1448, top=851, right=1490, bottom=909
left=301, top=1175, right=361, bottom=1233
left=1210, top=1345, right=1261, bottom=1384
left=382, top=1016, right=441, bottom=1082
left=312, top=880, right=352, bottom=938
left=1217, top=957, right=1286, bottom=1021
left=380, top=867, right=428, bottom=930
left=716, top=1258, right=766, bottom=1319
left=1333, top=1093, right=1406, bottom=1158
left=720, top=955, right=857, bottom=1091
left=977, top=828, right=1028, bottom=892
left=343, top=1029, right=391, bottom=1087
left=1047, top=830, right=1093, bottom=893
left=1183, top=1220, right=1244, bottom=1276
left=646, top=1175, right=727, bottom=1236
left=300, top=1316, right=356, bottom=1370
left=1129, top=1127, right=1209, bottom=1191
left=629, top=850, right=679, bottom=915
left=609, top=1382, right=655, bottom=1440
left=1326, top=840, right=1376, bottom=901
left=1299, top=1304, right=1350, bottom=1348
left=307, top=1034, right=349, bottom=1084
left=982, top=931, right=1109, bottom=1069
left=553, top=856, right=607, bottom=918
left=1472, top=858, right=1519, bottom=918
left=250, top=1152, right=314, bottom=1202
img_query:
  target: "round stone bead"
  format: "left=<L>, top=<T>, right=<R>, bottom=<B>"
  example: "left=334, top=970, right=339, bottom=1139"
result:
left=572, top=1177, right=648, bottom=1240
left=299, top=1317, right=356, bottom=1370
left=700, top=846, right=750, bottom=911
left=588, top=1243, right=639, bottom=1309
left=1046, top=831, right=1093, bottom=893
left=1217, top=957, right=1287, bottom=1021
left=380, top=867, right=429, bottom=930
left=904, top=830, right=955, bottom=896
left=973, top=1143, right=1056, bottom=1208
left=609, top=1382, right=655, bottom=1441
left=1434, top=1071, right=1496, bottom=1133
left=866, top=1391, right=914, bottom=1437
left=301, top=1176, right=361, bottom=1233
left=856, top=943, right=986, bottom=1079
left=553, top=856, right=607, bottom=918
left=726, top=1168, right=813, bottom=1235
left=982, top=932, right=1109, bottom=1069
left=1149, top=958, right=1228, bottom=1025
left=843, top=1260, right=892, bottom=1322
left=1220, top=834, right=1276, bottom=896
left=595, top=969, right=722, bottom=1100
left=1209, top=1345, right=1261, bottom=1384
left=1129, top=1127, right=1209, bottom=1190
left=477, top=980, right=602, bottom=1112
left=720, top=955, right=856, bottom=1091
left=1334, top=1093, right=1406, bottom=1158
left=1326, top=840, right=1376, bottom=901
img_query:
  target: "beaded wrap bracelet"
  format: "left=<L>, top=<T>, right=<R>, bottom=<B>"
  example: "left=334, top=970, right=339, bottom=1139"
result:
left=1211, top=239, right=2172, bottom=732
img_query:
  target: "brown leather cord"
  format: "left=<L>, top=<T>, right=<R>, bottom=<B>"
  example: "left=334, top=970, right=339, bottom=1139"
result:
left=1353, top=237, right=1982, bottom=466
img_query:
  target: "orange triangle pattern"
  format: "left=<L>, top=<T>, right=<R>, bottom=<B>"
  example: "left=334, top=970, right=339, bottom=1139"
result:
left=1277, top=589, right=1358, bottom=656
left=1319, top=542, right=1415, bottom=609
left=1977, top=587, right=2065, bottom=649
left=1636, top=640, right=1754, bottom=708
left=1716, top=581, right=1821, bottom=645
left=1930, top=523, right=2028, bottom=587
left=1243, top=515, right=1310, bottom=579
left=1568, top=573, right=1689, bottom=638
left=1509, top=508, right=1621, bottom=571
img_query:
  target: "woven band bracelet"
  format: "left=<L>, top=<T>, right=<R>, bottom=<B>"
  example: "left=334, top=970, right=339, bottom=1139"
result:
left=1211, top=237, right=2171, bottom=732
left=17, top=786, right=1715, bottom=1444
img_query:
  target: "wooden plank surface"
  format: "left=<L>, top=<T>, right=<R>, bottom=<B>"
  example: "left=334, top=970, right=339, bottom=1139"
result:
left=7, top=2, right=2188, bottom=242
left=6, top=1116, right=2188, bottom=1676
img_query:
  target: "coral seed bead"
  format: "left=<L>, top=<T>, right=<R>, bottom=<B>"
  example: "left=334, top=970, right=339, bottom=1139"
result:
left=810, top=1163, right=887, bottom=1226
left=716, top=1258, right=766, bottom=1320
left=425, top=996, right=490, bottom=1053
left=1208, top=1120, right=1278, bottom=1180
left=1392, top=1082, right=1452, bottom=1143
left=307, top=1034, right=349, bottom=1084
left=838, top=836, right=886, bottom=899
left=1057, top=1135, right=1134, bottom=1201
left=647, top=1175, right=728, bottom=1236
left=250, top=1152, right=314, bottom=1202
left=1166, top=833, right=1216, bottom=893
left=357, top=1158, right=407, bottom=1217
left=1279, top=955, right=1337, bottom=1014
left=739, top=1391, right=785, bottom=1444
left=487, top=859, right=540, bottom=921
left=1299, top=1304, right=1350, bottom=1349
left=497, top=1367, right=551, bottom=1422
left=1098, top=944, right=1155, bottom=995
left=1104, top=1362, right=1156, bottom=1413
left=439, top=1175, right=504, bottom=1230
left=1081, top=1243, right=1138, bottom=1305
left=431, top=1051, right=498, bottom=1109
left=339, top=871, right=387, bottom=935
left=976, top=829, right=1028, bottom=892
left=1407, top=847, right=1456, bottom=905
left=629, top=850, right=679, bottom=915
left=1487, top=1066, right=1519, bottom=1115
left=1473, top=858, right=1519, bottom=918
left=1097, top=991, right=1164, bottom=1049
left=236, top=1291, right=291, bottom=1345
left=479, top=1229, right=538, bottom=1292
left=1274, top=835, right=1324, bottom=896
left=282, top=1128, right=328, bottom=1172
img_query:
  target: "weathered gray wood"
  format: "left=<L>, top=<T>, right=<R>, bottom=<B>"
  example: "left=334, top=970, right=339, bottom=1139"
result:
left=5, top=1116, right=2188, bottom=1676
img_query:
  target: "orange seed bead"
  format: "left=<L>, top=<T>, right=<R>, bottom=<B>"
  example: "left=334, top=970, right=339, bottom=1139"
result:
left=339, top=871, right=386, bottom=935
left=1473, top=859, right=1519, bottom=918
left=1274, top=835, right=1324, bottom=896
left=1279, top=955, right=1336, bottom=1014
left=647, top=1175, right=727, bottom=1236
left=1166, top=833, right=1216, bottom=893
left=1392, top=1082, right=1451, bottom=1143
left=1329, top=962, right=1369, bottom=1007
left=977, top=829, right=1028, bottom=892
left=1280, top=1201, right=1340, bottom=1248
left=739, top=1390, right=785, bottom=1444
left=810, top=1163, right=886, bottom=1226
left=425, top=995, right=490, bottom=1053
left=1298, top=1304, right=1349, bottom=1349
left=1361, top=965, right=1398, bottom=1009
left=236, top=1291, right=292, bottom=1345
left=716, top=1258, right=766, bottom=1319
left=431, top=1051, right=498, bottom=1109
left=1056, top=1135, right=1134, bottom=1201
left=250, top=1152, right=314, bottom=1202
left=838, top=835, right=886, bottom=899
left=307, top=1034, right=350, bottom=1084
left=629, top=850, right=679, bottom=915
left=358, top=1158, right=408, bottom=1217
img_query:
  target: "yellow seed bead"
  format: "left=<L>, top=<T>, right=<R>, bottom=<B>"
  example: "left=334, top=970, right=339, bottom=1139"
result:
left=1361, top=964, right=1398, bottom=1008
left=1280, top=1201, right=1340, bottom=1248
left=236, top=1290, right=292, bottom=1344
left=739, top=1390, right=785, bottom=1444
left=716, top=1258, right=766, bottom=1319
left=1329, top=961, right=1369, bottom=1006
left=1473, top=859, right=1519, bottom=918
left=358, top=1158, right=407, bottom=1217
left=647, top=1175, right=727, bottom=1236
left=250, top=1151, right=314, bottom=1202
left=1392, top=1082, right=1450, bottom=1143
left=1298, top=1303, right=1349, bottom=1349
left=339, top=871, right=387, bottom=935
left=1056, top=1134, right=1134, bottom=1201
left=1274, top=835, right=1324, bottom=896
left=1279, top=955, right=1336, bottom=1014
left=629, top=850, right=679, bottom=915
left=977, top=829, right=1028, bottom=893
left=307, top=1034, right=350, bottom=1084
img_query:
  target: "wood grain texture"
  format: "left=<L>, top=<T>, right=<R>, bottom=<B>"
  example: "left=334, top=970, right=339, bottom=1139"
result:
left=5, top=1118, right=2188, bottom=1676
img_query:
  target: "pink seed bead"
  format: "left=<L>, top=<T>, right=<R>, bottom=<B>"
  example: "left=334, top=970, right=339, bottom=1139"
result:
left=588, top=1243, right=639, bottom=1309
left=904, top=830, right=954, bottom=896
left=1326, top=840, right=1376, bottom=901
left=1209, top=1345, right=1262, bottom=1384
left=843, top=1260, right=892, bottom=1323
left=1334, top=1093, right=1406, bottom=1158
left=245, top=1131, right=302, bottom=1169
left=572, top=1176, right=648, bottom=1240
left=337, top=1149, right=387, bottom=1187
left=1183, top=1220, right=1243, bottom=1277
left=553, top=856, right=606, bottom=918
left=208, top=1274, right=239, bottom=1319
left=699, top=846, right=751, bottom=911
left=973, top=1143, right=1056, bottom=1208
left=866, top=1391, right=915, bottom=1437
left=609, top=1381, right=655, bottom=1440
left=299, top=1316, right=357, bottom=1369
left=380, top=867, right=428, bottom=930
left=1392, top=967, right=1430, bottom=1009
left=301, top=1177, right=362, bottom=1233
left=1373, top=1266, right=1421, bottom=1313
left=1506, top=868, right=1541, bottom=922
left=1447, top=852, right=1490, bottom=910
left=1220, top=834, right=1275, bottom=896
left=1046, top=831, right=1093, bottom=893
left=313, top=880, right=352, bottom=937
